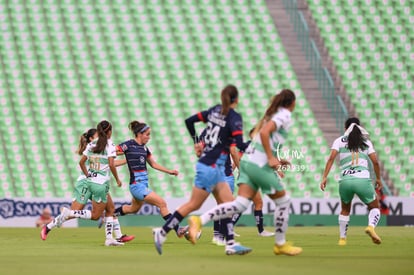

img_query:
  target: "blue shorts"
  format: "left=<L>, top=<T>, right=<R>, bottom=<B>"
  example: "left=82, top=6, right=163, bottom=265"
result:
left=225, top=175, right=235, bottom=193
left=130, top=182, right=152, bottom=201
left=194, top=162, right=226, bottom=193
left=129, top=171, right=152, bottom=201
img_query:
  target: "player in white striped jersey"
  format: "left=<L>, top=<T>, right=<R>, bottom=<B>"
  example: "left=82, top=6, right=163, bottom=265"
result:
left=41, top=121, right=126, bottom=246
left=320, top=117, right=382, bottom=246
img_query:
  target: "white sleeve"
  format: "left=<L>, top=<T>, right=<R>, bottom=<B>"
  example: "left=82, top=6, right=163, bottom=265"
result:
left=331, top=137, right=341, bottom=152
left=107, top=141, right=117, bottom=158
left=366, top=140, right=376, bottom=154
left=82, top=143, right=91, bottom=156
left=271, top=110, right=290, bottom=129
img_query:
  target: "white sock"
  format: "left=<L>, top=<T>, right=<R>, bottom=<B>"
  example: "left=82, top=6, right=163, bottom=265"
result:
left=113, top=218, right=123, bottom=239
left=338, top=215, right=350, bottom=238
left=105, top=216, right=114, bottom=240
left=200, top=196, right=250, bottom=225
left=70, top=210, right=92, bottom=219
left=46, top=217, right=58, bottom=230
left=273, top=196, right=290, bottom=246
left=368, top=208, right=380, bottom=227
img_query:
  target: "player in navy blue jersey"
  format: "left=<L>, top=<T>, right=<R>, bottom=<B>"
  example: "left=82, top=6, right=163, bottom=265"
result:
left=113, top=121, right=183, bottom=236
left=153, top=84, right=252, bottom=255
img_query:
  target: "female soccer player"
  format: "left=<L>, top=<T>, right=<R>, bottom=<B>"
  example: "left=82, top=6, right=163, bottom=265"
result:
left=187, top=89, right=302, bottom=256
left=153, top=84, right=251, bottom=255
left=42, top=120, right=124, bottom=246
left=41, top=128, right=133, bottom=245
left=113, top=120, right=183, bottom=235
left=320, top=117, right=382, bottom=246
left=206, top=141, right=274, bottom=246
left=77, top=129, right=129, bottom=242
left=230, top=128, right=275, bottom=238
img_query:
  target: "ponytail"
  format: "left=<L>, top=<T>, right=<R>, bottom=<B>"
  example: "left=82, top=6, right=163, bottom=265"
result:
left=251, top=89, right=296, bottom=137
left=76, top=128, right=97, bottom=155
left=221, top=84, right=239, bottom=115
left=345, top=117, right=368, bottom=152
left=129, top=120, right=149, bottom=137
left=93, top=120, right=112, bottom=153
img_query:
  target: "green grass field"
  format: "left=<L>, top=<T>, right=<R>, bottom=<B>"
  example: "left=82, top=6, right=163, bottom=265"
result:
left=1, top=226, right=413, bottom=275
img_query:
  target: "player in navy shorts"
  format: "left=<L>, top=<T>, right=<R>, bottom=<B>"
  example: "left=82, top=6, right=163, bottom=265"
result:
left=153, top=85, right=252, bottom=255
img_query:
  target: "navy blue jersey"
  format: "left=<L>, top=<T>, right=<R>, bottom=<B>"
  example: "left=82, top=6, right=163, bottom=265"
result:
left=185, top=104, right=248, bottom=166
left=117, top=139, right=152, bottom=184
left=200, top=129, right=233, bottom=176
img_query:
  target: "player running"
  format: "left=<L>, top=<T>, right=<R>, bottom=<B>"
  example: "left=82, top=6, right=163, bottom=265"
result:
left=320, top=117, right=382, bottom=246
left=186, top=89, right=302, bottom=256
left=113, top=120, right=184, bottom=236
left=41, top=120, right=125, bottom=246
left=152, top=84, right=251, bottom=255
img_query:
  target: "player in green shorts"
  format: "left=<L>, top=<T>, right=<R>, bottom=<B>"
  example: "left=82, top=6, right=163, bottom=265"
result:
left=41, top=121, right=125, bottom=246
left=188, top=89, right=302, bottom=256
left=320, top=117, right=383, bottom=246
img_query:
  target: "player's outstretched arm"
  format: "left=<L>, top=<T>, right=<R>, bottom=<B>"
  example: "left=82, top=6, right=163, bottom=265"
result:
left=147, top=155, right=179, bottom=176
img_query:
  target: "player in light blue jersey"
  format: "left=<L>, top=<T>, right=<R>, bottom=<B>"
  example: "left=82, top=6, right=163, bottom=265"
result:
left=320, top=117, right=382, bottom=246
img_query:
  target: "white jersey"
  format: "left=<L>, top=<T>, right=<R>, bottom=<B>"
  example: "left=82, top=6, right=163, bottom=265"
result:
left=82, top=138, right=117, bottom=184
left=244, top=107, right=292, bottom=167
left=331, top=135, right=375, bottom=180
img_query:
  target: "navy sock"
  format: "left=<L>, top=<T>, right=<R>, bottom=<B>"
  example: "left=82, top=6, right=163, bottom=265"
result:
left=232, top=213, right=242, bottom=225
left=114, top=206, right=124, bottom=216
left=221, top=218, right=234, bottom=245
left=163, top=213, right=180, bottom=233
left=254, top=210, right=264, bottom=233
left=214, top=220, right=221, bottom=237
left=162, top=211, right=184, bottom=234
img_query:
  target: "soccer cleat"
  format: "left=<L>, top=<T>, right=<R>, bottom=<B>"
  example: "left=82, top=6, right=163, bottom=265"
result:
left=188, top=216, right=202, bottom=244
left=338, top=238, right=347, bottom=246
left=273, top=242, right=302, bottom=256
left=365, top=226, right=381, bottom=244
left=40, top=225, right=50, bottom=241
left=176, top=226, right=188, bottom=238
left=211, top=236, right=226, bottom=246
left=258, top=230, right=275, bottom=237
left=153, top=228, right=167, bottom=255
left=105, top=238, right=125, bottom=246
left=117, top=234, right=135, bottom=243
left=225, top=242, right=252, bottom=255
left=56, top=207, right=70, bottom=228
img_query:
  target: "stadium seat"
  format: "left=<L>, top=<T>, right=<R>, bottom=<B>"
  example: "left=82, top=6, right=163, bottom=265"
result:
left=308, top=0, right=413, bottom=196
left=0, top=0, right=340, bottom=198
